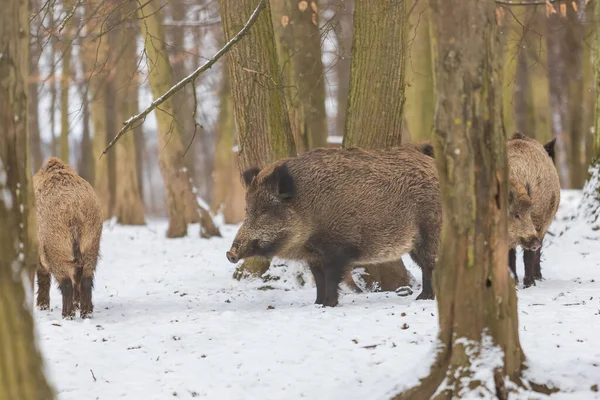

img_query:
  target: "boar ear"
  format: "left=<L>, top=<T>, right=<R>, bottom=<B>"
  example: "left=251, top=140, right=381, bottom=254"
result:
left=419, top=143, right=435, bottom=158
left=267, top=163, right=295, bottom=200
left=525, top=183, right=531, bottom=197
left=544, top=138, right=556, bottom=164
left=242, top=167, right=261, bottom=188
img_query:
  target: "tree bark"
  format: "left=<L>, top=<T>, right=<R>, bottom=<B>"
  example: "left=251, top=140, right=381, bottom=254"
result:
left=271, top=0, right=328, bottom=153
left=333, top=0, right=354, bottom=137
left=83, top=1, right=112, bottom=218
left=78, top=88, right=93, bottom=182
left=0, top=0, right=55, bottom=397
left=114, top=5, right=145, bottom=226
left=138, top=0, right=220, bottom=238
left=219, top=0, right=296, bottom=277
left=404, top=0, right=434, bottom=141
left=342, top=0, right=411, bottom=292
left=29, top=25, right=43, bottom=172
left=59, top=0, right=74, bottom=163
left=394, top=2, right=554, bottom=397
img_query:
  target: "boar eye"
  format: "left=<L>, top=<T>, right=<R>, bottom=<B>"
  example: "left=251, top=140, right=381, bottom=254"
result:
left=514, top=214, right=521, bottom=220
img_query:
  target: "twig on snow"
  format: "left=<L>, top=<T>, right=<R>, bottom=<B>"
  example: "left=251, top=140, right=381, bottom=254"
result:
left=101, top=0, right=267, bottom=157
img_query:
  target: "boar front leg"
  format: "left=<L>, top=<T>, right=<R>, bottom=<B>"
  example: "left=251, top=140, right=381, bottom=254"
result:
left=36, top=265, right=51, bottom=310
left=533, top=239, right=543, bottom=281
left=508, top=248, right=517, bottom=283
left=321, top=257, right=349, bottom=307
left=523, top=249, right=536, bottom=288
left=309, top=261, right=325, bottom=305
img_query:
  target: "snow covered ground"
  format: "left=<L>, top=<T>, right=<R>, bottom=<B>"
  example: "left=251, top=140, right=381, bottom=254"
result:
left=35, top=190, right=600, bottom=399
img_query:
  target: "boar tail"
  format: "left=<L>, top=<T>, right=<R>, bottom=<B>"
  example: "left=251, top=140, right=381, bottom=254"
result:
left=71, top=225, right=83, bottom=289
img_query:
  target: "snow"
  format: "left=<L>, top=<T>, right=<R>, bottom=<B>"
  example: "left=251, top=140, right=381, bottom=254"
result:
left=35, top=190, right=600, bottom=399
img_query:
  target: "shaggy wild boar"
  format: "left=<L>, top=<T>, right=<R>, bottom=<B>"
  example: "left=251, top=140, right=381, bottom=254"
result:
left=34, top=157, right=103, bottom=319
left=507, top=133, right=560, bottom=287
left=226, top=146, right=441, bottom=306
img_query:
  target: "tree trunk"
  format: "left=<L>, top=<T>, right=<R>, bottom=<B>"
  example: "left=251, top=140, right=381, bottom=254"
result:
left=579, top=0, right=600, bottom=227
left=84, top=1, right=111, bottom=218
left=219, top=0, right=296, bottom=277
left=547, top=13, right=571, bottom=188
left=271, top=0, right=328, bottom=153
left=404, top=0, right=435, bottom=141
left=342, top=0, right=411, bottom=292
left=333, top=0, right=354, bottom=138
left=29, top=27, right=43, bottom=172
left=138, top=0, right=220, bottom=238
left=514, top=42, right=535, bottom=135
left=59, top=0, right=74, bottom=163
left=502, top=6, right=525, bottom=136
left=114, top=6, right=145, bottom=225
left=394, top=2, right=553, bottom=397
left=78, top=88, right=93, bottom=182
left=0, top=0, right=55, bottom=397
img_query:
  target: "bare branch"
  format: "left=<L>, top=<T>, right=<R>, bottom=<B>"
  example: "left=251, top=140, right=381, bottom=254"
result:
left=101, top=0, right=267, bottom=157
left=494, top=0, right=560, bottom=6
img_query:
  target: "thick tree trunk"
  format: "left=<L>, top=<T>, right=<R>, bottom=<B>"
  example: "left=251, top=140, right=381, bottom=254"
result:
left=59, top=0, right=74, bottom=163
left=394, top=2, right=554, bottom=398
left=404, top=0, right=434, bottom=141
left=219, top=0, right=296, bottom=277
left=84, top=2, right=111, bottom=218
left=0, top=0, right=55, bottom=397
left=114, top=6, right=145, bottom=226
left=138, top=0, right=220, bottom=238
left=271, top=0, right=328, bottom=153
left=547, top=13, right=571, bottom=187
left=502, top=6, right=525, bottom=136
left=342, top=0, right=411, bottom=292
left=579, top=0, right=600, bottom=226
left=333, top=0, right=354, bottom=137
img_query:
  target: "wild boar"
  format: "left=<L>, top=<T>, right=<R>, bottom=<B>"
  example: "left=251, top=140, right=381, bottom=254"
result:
left=33, top=157, right=103, bottom=319
left=226, top=146, right=442, bottom=306
left=507, top=133, right=560, bottom=287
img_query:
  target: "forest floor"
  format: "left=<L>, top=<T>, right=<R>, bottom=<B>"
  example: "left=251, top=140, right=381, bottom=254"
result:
left=35, top=190, right=600, bottom=400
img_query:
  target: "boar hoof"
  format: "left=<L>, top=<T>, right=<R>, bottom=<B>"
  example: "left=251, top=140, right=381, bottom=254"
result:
left=62, top=312, right=75, bottom=320
left=523, top=276, right=536, bottom=288
left=80, top=311, right=93, bottom=319
left=322, top=298, right=339, bottom=307
left=37, top=302, right=50, bottom=311
left=416, top=291, right=434, bottom=300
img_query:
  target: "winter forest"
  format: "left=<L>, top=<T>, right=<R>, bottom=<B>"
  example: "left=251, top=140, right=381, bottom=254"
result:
left=1, top=0, right=600, bottom=399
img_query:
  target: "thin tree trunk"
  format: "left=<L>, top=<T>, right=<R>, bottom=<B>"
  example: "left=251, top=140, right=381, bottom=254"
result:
left=502, top=6, right=524, bottom=136
left=219, top=0, right=296, bottom=277
left=59, top=0, right=74, bottom=163
left=515, top=44, right=535, bottom=135
left=0, top=0, right=55, bottom=397
left=271, top=0, right=328, bottom=153
left=342, top=0, right=411, bottom=292
left=138, top=0, right=220, bottom=238
left=78, top=88, right=93, bottom=182
left=334, top=0, right=353, bottom=137
left=114, top=5, right=145, bottom=225
left=29, top=28, right=43, bottom=171
left=395, top=2, right=553, bottom=397
left=49, top=9, right=58, bottom=157
left=404, top=0, right=434, bottom=141
left=84, top=1, right=111, bottom=218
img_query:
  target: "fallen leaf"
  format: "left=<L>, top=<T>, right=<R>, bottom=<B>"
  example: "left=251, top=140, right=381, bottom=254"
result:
left=281, top=15, right=289, bottom=27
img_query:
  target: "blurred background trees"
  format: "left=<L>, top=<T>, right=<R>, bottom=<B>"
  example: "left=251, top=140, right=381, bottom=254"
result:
left=26, top=0, right=600, bottom=285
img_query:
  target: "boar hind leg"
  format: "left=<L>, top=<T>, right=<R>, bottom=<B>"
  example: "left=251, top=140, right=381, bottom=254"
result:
left=59, top=278, right=75, bottom=319
left=322, top=264, right=345, bottom=307
left=508, top=248, right=517, bottom=282
left=309, top=262, right=325, bottom=305
left=533, top=240, right=543, bottom=281
left=523, top=249, right=536, bottom=288
left=410, top=244, right=436, bottom=300
left=79, top=274, right=94, bottom=319
left=36, top=265, right=51, bottom=310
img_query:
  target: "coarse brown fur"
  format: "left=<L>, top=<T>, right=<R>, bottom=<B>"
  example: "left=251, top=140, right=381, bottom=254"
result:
left=227, top=146, right=442, bottom=306
left=507, top=133, right=560, bottom=287
left=33, top=157, right=103, bottom=319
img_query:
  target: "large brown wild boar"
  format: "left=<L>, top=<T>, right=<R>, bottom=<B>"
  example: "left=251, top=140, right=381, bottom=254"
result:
left=507, top=133, right=560, bottom=287
left=226, top=146, right=441, bottom=306
left=34, top=157, right=103, bottom=319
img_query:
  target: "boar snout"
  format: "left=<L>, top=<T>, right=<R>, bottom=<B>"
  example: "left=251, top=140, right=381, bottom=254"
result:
left=226, top=250, right=239, bottom=264
left=520, top=236, right=541, bottom=252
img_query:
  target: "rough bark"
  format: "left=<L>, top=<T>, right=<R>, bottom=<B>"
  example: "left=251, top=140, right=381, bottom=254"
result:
left=29, top=27, right=43, bottom=172
left=219, top=0, right=296, bottom=277
left=114, top=5, right=145, bottom=226
left=514, top=42, right=535, bottom=135
left=0, top=0, right=55, bottom=397
left=502, top=6, right=524, bottom=136
left=83, top=1, right=111, bottom=218
left=333, top=0, right=354, bottom=137
left=342, top=0, right=411, bottom=291
left=138, top=0, right=220, bottom=238
left=59, top=0, right=74, bottom=163
left=405, top=0, right=435, bottom=141
left=394, top=2, right=556, bottom=398
left=271, top=0, right=328, bottom=153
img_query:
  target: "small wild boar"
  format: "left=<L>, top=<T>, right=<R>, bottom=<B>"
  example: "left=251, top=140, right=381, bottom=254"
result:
left=34, top=157, right=103, bottom=319
left=226, top=146, right=441, bottom=306
left=507, top=133, right=560, bottom=287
